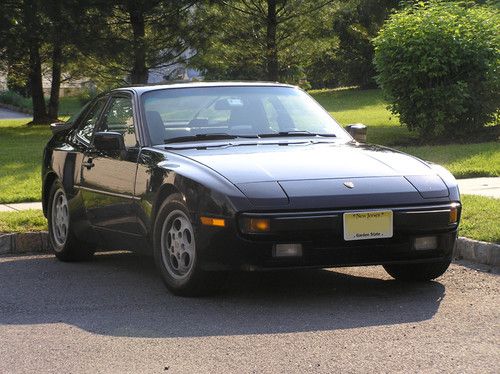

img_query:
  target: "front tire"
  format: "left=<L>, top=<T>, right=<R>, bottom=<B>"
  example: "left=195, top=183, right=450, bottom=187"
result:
left=383, top=260, right=451, bottom=281
left=47, top=181, right=94, bottom=262
left=153, top=194, right=223, bottom=296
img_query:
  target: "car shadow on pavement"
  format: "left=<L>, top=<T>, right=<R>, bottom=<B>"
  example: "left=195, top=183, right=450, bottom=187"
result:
left=0, top=252, right=445, bottom=338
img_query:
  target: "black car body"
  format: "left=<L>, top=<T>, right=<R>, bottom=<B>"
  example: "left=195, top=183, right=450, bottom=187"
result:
left=42, top=82, right=461, bottom=295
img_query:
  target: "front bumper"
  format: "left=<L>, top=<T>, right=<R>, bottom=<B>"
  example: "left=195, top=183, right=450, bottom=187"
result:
left=196, top=203, right=460, bottom=271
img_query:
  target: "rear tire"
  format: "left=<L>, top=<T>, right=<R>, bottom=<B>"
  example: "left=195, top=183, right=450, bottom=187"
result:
left=383, top=260, right=451, bottom=281
left=153, top=194, right=224, bottom=296
left=48, top=180, right=94, bottom=262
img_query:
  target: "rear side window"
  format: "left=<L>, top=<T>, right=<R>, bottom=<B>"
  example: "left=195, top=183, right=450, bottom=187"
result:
left=76, top=98, right=107, bottom=144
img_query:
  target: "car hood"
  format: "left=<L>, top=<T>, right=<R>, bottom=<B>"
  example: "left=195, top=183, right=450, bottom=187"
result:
left=168, top=141, right=434, bottom=183
left=161, top=141, right=452, bottom=209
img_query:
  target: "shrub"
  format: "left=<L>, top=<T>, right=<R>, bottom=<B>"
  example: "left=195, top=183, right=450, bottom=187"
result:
left=0, top=90, right=32, bottom=111
left=76, top=87, right=97, bottom=106
left=373, top=1, right=500, bottom=140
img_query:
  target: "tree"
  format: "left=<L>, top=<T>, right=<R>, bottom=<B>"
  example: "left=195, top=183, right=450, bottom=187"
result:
left=0, top=0, right=51, bottom=123
left=0, top=0, right=85, bottom=122
left=331, top=0, right=399, bottom=88
left=74, top=0, right=206, bottom=86
left=192, top=0, right=336, bottom=83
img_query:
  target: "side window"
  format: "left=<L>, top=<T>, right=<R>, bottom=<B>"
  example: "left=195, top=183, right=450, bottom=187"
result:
left=100, top=96, right=137, bottom=148
left=76, top=98, right=107, bottom=144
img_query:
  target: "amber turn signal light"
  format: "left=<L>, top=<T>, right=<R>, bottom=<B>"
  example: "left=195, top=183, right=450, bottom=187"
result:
left=200, top=216, right=226, bottom=227
left=242, top=218, right=271, bottom=233
left=449, top=203, right=459, bottom=224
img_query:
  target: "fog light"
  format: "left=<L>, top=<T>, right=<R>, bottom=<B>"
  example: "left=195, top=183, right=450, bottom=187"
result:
left=242, top=218, right=270, bottom=233
left=414, top=236, right=438, bottom=251
left=273, top=243, right=303, bottom=257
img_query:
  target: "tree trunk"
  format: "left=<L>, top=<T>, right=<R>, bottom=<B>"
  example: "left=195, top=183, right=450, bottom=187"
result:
left=23, top=0, right=48, bottom=124
left=47, top=0, right=62, bottom=120
left=29, top=47, right=47, bottom=123
left=48, top=43, right=62, bottom=119
left=128, top=2, right=148, bottom=84
left=266, top=0, right=279, bottom=81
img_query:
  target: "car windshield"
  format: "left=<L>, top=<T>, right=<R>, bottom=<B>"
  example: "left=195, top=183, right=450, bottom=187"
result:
left=141, top=86, right=349, bottom=145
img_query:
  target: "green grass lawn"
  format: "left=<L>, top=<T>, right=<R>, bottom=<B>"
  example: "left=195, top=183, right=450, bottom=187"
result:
left=310, top=88, right=419, bottom=146
left=460, top=195, right=500, bottom=244
left=1, top=194, right=498, bottom=244
left=398, top=142, right=500, bottom=179
left=0, top=209, right=47, bottom=233
left=0, top=119, right=51, bottom=203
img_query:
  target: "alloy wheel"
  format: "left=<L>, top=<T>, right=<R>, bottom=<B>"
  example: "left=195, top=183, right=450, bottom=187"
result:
left=160, top=210, right=196, bottom=279
left=51, top=188, right=69, bottom=249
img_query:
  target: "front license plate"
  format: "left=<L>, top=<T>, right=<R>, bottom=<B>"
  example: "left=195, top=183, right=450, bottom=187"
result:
left=343, top=210, right=393, bottom=241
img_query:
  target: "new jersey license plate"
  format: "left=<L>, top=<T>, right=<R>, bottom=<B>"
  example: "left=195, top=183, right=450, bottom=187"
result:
left=343, top=210, right=393, bottom=241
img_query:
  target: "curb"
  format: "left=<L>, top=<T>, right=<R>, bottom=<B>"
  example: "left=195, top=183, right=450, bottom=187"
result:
left=0, top=232, right=51, bottom=255
left=1, top=232, right=499, bottom=267
left=454, top=237, right=500, bottom=267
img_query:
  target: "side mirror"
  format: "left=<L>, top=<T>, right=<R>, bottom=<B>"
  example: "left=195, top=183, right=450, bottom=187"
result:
left=93, top=131, right=125, bottom=152
left=346, top=124, right=367, bottom=143
left=50, top=121, right=73, bottom=135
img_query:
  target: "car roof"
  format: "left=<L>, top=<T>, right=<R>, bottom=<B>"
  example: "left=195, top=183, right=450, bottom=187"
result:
left=113, top=81, right=296, bottom=95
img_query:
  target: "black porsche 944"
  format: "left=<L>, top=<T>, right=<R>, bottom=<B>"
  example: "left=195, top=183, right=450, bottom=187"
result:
left=43, top=82, right=461, bottom=295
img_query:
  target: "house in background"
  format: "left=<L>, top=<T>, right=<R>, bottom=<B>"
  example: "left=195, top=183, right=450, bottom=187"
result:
left=0, top=72, right=7, bottom=91
left=148, top=65, right=202, bottom=83
left=0, top=69, right=95, bottom=97
left=147, top=49, right=203, bottom=83
left=0, top=50, right=203, bottom=97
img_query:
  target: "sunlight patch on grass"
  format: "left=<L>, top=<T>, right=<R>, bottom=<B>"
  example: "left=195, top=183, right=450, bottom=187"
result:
left=398, top=143, right=500, bottom=179
left=310, top=88, right=418, bottom=145
left=0, top=119, right=51, bottom=203
left=0, top=210, right=47, bottom=233
left=460, top=195, right=500, bottom=244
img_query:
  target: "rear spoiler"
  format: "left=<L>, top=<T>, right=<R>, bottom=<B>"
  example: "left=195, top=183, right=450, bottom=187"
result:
left=50, top=121, right=73, bottom=135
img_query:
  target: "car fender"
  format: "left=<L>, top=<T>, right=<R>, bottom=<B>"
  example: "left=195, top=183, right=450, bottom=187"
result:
left=134, top=148, right=251, bottom=235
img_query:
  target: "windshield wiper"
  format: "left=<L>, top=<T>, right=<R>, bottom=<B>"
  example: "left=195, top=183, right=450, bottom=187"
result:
left=164, top=133, right=258, bottom=144
left=258, top=130, right=336, bottom=138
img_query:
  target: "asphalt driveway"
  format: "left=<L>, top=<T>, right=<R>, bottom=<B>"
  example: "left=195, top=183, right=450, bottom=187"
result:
left=0, top=252, right=498, bottom=373
left=0, top=106, right=31, bottom=119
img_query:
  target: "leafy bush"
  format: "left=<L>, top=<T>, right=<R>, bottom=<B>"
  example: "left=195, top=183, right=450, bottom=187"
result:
left=0, top=90, right=32, bottom=111
left=373, top=1, right=499, bottom=140
left=76, top=88, right=96, bottom=106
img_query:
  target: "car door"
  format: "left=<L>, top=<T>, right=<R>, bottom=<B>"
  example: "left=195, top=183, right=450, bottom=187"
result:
left=79, top=92, right=142, bottom=235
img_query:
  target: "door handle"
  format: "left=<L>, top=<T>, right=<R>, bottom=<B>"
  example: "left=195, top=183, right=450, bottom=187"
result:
left=82, top=158, right=95, bottom=170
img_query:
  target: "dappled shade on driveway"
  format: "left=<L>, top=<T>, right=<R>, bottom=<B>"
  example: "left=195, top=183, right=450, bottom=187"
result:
left=0, top=252, right=445, bottom=338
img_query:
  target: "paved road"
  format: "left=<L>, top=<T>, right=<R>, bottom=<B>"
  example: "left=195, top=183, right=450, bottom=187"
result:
left=0, top=253, right=498, bottom=373
left=0, top=106, right=31, bottom=119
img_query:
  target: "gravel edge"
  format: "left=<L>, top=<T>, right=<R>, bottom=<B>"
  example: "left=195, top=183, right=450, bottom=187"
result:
left=1, top=232, right=498, bottom=267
